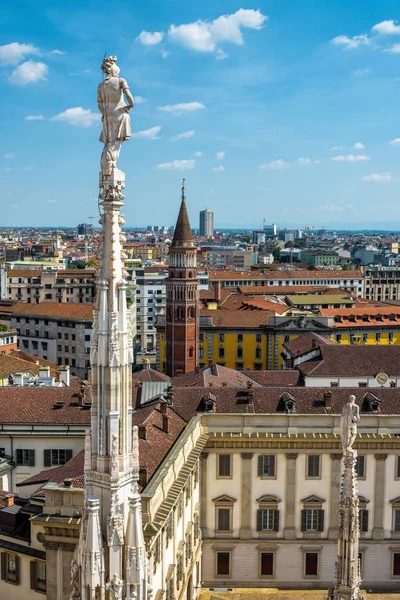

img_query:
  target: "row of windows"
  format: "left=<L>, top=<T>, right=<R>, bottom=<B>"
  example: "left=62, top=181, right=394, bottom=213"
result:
left=1, top=553, right=46, bottom=592
left=199, top=333, right=263, bottom=343
left=16, top=449, right=73, bottom=467
left=217, top=454, right=376, bottom=479
left=212, top=347, right=263, bottom=360
left=215, top=550, right=400, bottom=578
left=215, top=506, right=327, bottom=533
left=335, top=332, right=394, bottom=343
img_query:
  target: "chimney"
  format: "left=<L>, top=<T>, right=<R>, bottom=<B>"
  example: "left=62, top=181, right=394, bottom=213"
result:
left=4, top=494, right=14, bottom=508
left=311, top=339, right=316, bottom=349
left=139, top=468, right=148, bottom=487
left=39, top=366, right=50, bottom=379
left=138, top=425, right=147, bottom=440
left=162, top=413, right=169, bottom=434
left=59, top=365, right=70, bottom=386
left=142, top=359, right=151, bottom=370
left=215, top=281, right=222, bottom=304
left=14, top=372, right=24, bottom=386
left=160, top=401, right=167, bottom=414
left=63, top=478, right=73, bottom=488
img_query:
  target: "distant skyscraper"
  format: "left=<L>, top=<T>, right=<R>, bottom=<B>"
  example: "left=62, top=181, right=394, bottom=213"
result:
left=264, top=223, right=277, bottom=237
left=77, top=223, right=94, bottom=236
left=199, top=209, right=214, bottom=238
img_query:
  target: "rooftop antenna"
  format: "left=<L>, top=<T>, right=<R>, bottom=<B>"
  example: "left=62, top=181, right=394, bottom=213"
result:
left=181, top=178, right=186, bottom=202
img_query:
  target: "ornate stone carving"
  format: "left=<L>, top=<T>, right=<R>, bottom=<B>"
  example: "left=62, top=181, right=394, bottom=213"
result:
left=69, top=559, right=80, bottom=600
left=110, top=434, right=119, bottom=474
left=109, top=312, right=120, bottom=367
left=107, top=492, right=124, bottom=546
left=105, top=574, right=124, bottom=599
left=340, top=395, right=360, bottom=453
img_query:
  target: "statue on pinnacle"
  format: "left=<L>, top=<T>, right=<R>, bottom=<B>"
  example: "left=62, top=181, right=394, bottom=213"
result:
left=97, top=55, right=134, bottom=177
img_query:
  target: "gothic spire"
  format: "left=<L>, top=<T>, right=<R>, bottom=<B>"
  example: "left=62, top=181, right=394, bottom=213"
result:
left=171, top=179, right=194, bottom=248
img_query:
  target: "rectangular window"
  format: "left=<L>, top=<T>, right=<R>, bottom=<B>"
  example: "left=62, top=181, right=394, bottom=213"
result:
left=389, top=332, right=394, bottom=342
left=255, top=347, right=262, bottom=359
left=362, top=333, right=368, bottom=343
left=256, top=333, right=262, bottom=343
left=305, top=509, right=319, bottom=531
left=356, top=455, right=365, bottom=478
left=307, top=455, right=320, bottom=478
left=260, top=552, right=274, bottom=576
left=359, top=509, right=369, bottom=532
left=1, top=552, right=20, bottom=584
left=219, top=333, right=225, bottom=342
left=258, top=455, right=276, bottom=477
left=218, top=454, right=231, bottom=477
left=217, top=508, right=231, bottom=531
left=237, top=347, right=243, bottom=359
left=257, top=509, right=278, bottom=531
left=199, top=347, right=204, bottom=359
left=237, top=334, right=243, bottom=343
left=216, top=552, right=230, bottom=576
left=394, top=509, right=400, bottom=532
left=305, top=552, right=318, bottom=576
left=396, top=456, right=400, bottom=479
left=30, top=561, right=46, bottom=592
left=16, top=449, right=35, bottom=466
left=218, top=347, right=225, bottom=359
left=43, top=449, right=73, bottom=467
left=393, top=553, right=400, bottom=576
left=199, top=333, right=204, bottom=342
left=336, top=334, right=342, bottom=343
left=375, top=332, right=381, bottom=342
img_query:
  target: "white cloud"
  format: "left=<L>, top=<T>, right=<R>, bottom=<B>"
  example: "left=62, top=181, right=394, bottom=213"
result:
left=330, top=145, right=344, bottom=151
left=216, top=49, right=228, bottom=60
left=158, top=102, right=205, bottom=115
left=156, top=159, right=195, bottom=170
left=193, top=151, right=203, bottom=157
left=295, top=158, right=320, bottom=165
left=132, top=125, right=162, bottom=139
left=353, top=68, right=371, bottom=75
left=25, top=114, right=45, bottom=121
left=362, top=172, right=392, bottom=182
left=353, top=141, right=365, bottom=149
left=9, top=61, right=48, bottom=85
left=47, top=198, right=56, bottom=203
left=0, top=42, right=39, bottom=65
left=161, top=50, right=169, bottom=59
left=212, top=165, right=225, bottom=172
left=390, top=138, right=400, bottom=145
left=168, top=9, right=267, bottom=54
left=387, top=43, right=400, bottom=53
left=331, top=154, right=370, bottom=162
left=330, top=34, right=370, bottom=49
left=171, top=130, right=195, bottom=140
left=136, top=31, right=164, bottom=46
left=51, top=107, right=100, bottom=127
left=134, top=96, right=147, bottom=104
left=259, top=159, right=289, bottom=170
left=4, top=154, right=14, bottom=159
left=372, top=20, right=400, bottom=35
left=51, top=49, right=66, bottom=55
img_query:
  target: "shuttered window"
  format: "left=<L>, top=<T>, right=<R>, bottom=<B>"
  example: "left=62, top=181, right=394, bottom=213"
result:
left=16, top=449, right=35, bottom=466
left=30, top=561, right=46, bottom=593
left=217, top=508, right=231, bottom=531
left=1, top=552, right=20, bottom=585
left=43, top=449, right=73, bottom=467
left=258, top=455, right=275, bottom=477
left=301, top=509, right=324, bottom=532
left=394, top=509, right=400, bottom=532
left=256, top=509, right=279, bottom=531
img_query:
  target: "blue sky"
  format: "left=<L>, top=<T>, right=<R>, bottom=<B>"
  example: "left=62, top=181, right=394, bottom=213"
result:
left=3, top=0, right=400, bottom=229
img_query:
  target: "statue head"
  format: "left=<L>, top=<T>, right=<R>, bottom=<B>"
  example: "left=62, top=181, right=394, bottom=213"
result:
left=349, top=394, right=356, bottom=404
left=101, top=55, right=120, bottom=77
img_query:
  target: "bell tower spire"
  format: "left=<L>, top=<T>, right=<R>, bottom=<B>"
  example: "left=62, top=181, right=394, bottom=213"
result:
left=165, top=180, right=199, bottom=376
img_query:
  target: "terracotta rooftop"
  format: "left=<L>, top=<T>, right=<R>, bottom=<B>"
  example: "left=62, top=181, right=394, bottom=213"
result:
left=172, top=364, right=263, bottom=388
left=132, top=367, right=171, bottom=383
left=0, top=352, right=58, bottom=379
left=171, top=199, right=194, bottom=248
left=200, top=309, right=270, bottom=328
left=0, top=378, right=91, bottom=424
left=7, top=270, right=42, bottom=278
left=284, top=332, right=336, bottom=357
left=0, top=302, right=94, bottom=320
left=17, top=451, right=85, bottom=491
left=299, top=345, right=400, bottom=377
left=208, top=269, right=363, bottom=281
left=246, top=370, right=301, bottom=386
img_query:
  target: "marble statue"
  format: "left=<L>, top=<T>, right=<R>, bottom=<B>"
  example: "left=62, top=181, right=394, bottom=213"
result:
left=69, top=559, right=80, bottom=600
left=339, top=395, right=360, bottom=453
left=97, top=55, right=134, bottom=176
left=106, top=574, right=124, bottom=599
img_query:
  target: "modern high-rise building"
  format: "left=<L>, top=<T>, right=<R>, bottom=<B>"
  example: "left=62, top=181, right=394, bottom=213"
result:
left=199, top=209, right=214, bottom=238
left=264, top=223, right=277, bottom=237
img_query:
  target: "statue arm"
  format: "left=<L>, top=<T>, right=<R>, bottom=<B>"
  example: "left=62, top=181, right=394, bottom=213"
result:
left=120, top=78, right=134, bottom=112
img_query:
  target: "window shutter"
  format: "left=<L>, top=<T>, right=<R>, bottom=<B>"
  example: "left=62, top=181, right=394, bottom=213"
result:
left=16, top=449, right=22, bottom=465
left=44, top=450, right=51, bottom=467
left=15, top=555, right=20, bottom=585
left=30, top=561, right=37, bottom=590
left=270, top=455, right=276, bottom=477
left=66, top=450, right=73, bottom=462
left=258, top=456, right=263, bottom=477
left=1, top=553, right=6, bottom=580
left=318, top=509, right=325, bottom=532
left=361, top=510, right=369, bottom=532
left=256, top=509, right=263, bottom=531
left=301, top=509, right=307, bottom=532
left=273, top=509, right=280, bottom=532
left=29, top=450, right=35, bottom=467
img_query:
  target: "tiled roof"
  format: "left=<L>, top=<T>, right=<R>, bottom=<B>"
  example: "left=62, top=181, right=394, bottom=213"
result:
left=299, top=345, right=400, bottom=377
left=208, top=269, right=363, bottom=281
left=284, top=332, right=336, bottom=357
left=133, top=386, right=400, bottom=422
left=171, top=199, right=193, bottom=248
left=245, top=370, right=301, bottom=386
left=0, top=378, right=91, bottom=424
left=132, top=368, right=171, bottom=383
left=0, top=302, right=94, bottom=320
left=17, top=451, right=84, bottom=489
left=172, top=364, right=262, bottom=388
left=320, top=306, right=400, bottom=328
left=200, top=309, right=270, bottom=328
left=0, top=353, right=58, bottom=379
left=7, top=270, right=42, bottom=278
left=133, top=403, right=187, bottom=487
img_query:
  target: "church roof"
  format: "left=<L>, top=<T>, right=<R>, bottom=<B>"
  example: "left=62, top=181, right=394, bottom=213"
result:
left=171, top=199, right=194, bottom=248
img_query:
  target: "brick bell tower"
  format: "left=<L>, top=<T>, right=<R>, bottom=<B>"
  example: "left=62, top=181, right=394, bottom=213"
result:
left=165, top=179, right=199, bottom=376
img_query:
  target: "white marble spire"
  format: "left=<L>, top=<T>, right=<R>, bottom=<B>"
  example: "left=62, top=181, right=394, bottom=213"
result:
left=75, top=55, right=147, bottom=600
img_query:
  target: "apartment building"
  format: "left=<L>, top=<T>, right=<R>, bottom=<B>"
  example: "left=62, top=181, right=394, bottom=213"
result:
left=135, top=267, right=168, bottom=352
left=364, top=266, right=400, bottom=301
left=0, top=303, right=94, bottom=379
left=6, top=268, right=96, bottom=304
